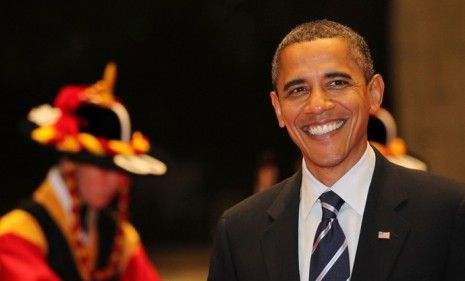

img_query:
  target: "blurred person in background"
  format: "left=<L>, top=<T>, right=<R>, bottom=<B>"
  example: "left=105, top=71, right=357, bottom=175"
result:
left=253, top=149, right=280, bottom=193
left=368, top=107, right=427, bottom=171
left=0, top=63, right=167, bottom=281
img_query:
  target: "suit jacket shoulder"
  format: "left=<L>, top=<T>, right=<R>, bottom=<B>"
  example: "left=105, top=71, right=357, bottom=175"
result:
left=352, top=151, right=465, bottom=281
left=208, top=171, right=302, bottom=281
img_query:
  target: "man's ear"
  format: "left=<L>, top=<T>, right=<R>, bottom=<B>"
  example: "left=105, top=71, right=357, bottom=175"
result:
left=368, top=74, right=384, bottom=114
left=270, top=91, right=286, bottom=128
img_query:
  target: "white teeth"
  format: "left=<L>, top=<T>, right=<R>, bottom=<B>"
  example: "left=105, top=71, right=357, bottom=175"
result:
left=305, top=120, right=344, bottom=136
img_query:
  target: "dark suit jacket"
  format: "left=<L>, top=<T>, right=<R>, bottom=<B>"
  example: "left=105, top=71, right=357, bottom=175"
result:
left=208, top=150, right=465, bottom=281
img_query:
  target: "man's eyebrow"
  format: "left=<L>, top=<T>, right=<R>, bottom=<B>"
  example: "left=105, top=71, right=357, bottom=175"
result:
left=283, top=79, right=305, bottom=92
left=325, top=71, right=352, bottom=80
left=281, top=72, right=353, bottom=92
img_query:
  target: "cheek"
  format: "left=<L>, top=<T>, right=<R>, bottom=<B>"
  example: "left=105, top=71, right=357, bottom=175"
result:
left=280, top=103, right=302, bottom=124
left=76, top=174, right=101, bottom=191
left=345, top=101, right=371, bottom=138
left=338, top=93, right=369, bottom=116
left=107, top=173, right=130, bottom=189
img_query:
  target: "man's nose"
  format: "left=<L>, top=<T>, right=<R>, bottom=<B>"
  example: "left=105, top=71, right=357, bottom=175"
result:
left=303, top=87, right=334, bottom=114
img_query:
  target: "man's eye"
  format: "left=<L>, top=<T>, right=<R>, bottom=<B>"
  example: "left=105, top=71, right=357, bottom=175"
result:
left=328, top=80, right=349, bottom=88
left=288, top=86, right=307, bottom=96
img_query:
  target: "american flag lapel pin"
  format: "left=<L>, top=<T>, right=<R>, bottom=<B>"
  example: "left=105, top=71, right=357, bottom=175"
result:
left=378, top=231, right=390, bottom=240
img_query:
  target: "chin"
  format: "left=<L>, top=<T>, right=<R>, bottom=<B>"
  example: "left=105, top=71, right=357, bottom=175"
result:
left=305, top=151, right=347, bottom=168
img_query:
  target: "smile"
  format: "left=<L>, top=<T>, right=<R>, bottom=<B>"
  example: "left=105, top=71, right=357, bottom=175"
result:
left=303, top=120, right=345, bottom=136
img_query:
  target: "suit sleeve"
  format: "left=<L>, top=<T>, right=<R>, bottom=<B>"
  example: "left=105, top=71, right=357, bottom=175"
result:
left=208, top=216, right=238, bottom=281
left=445, top=197, right=465, bottom=281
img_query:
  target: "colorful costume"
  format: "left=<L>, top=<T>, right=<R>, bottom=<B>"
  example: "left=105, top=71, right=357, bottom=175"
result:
left=0, top=172, right=161, bottom=281
left=0, top=63, right=166, bottom=281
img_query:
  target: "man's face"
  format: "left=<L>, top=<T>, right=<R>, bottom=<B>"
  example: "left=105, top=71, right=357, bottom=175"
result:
left=75, top=163, right=130, bottom=209
left=270, top=38, right=383, bottom=185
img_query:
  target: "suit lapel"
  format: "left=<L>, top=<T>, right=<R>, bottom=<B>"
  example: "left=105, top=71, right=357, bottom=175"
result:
left=261, top=172, right=301, bottom=281
left=351, top=150, right=411, bottom=281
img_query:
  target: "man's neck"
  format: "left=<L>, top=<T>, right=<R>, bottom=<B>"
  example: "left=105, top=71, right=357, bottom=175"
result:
left=305, top=143, right=369, bottom=187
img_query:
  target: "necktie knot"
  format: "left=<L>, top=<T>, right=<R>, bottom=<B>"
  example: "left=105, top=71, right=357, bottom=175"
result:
left=319, top=191, right=344, bottom=220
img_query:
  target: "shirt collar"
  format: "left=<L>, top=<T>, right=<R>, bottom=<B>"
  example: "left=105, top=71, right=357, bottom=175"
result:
left=300, top=144, right=376, bottom=218
left=48, top=166, right=72, bottom=215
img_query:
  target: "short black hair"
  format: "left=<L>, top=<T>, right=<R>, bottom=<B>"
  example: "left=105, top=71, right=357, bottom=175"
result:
left=271, top=19, right=374, bottom=90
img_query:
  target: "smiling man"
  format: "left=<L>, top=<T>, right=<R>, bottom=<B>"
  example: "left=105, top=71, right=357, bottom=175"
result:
left=208, top=20, right=465, bottom=281
left=270, top=35, right=383, bottom=187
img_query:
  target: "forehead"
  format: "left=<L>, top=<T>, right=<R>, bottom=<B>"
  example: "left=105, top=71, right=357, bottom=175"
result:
left=277, top=38, right=362, bottom=81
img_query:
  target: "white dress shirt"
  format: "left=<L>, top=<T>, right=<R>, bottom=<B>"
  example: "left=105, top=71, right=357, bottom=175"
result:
left=298, top=144, right=376, bottom=281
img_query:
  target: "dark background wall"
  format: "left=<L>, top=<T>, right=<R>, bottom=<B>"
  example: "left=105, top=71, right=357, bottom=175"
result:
left=1, top=1, right=389, bottom=245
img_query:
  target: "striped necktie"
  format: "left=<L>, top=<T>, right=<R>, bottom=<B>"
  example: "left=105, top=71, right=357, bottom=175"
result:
left=309, top=191, right=350, bottom=281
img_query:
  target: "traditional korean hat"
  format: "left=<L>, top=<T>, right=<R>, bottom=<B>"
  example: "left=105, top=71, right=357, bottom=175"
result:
left=25, top=62, right=167, bottom=175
